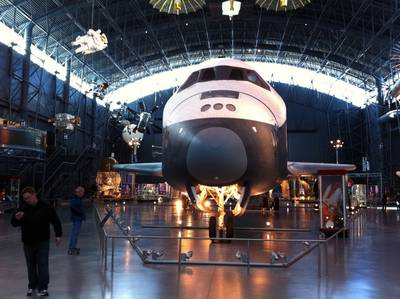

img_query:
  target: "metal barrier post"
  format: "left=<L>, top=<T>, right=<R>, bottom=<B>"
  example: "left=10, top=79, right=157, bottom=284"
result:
left=104, top=236, right=108, bottom=271
left=112, top=238, right=115, bottom=272
left=318, top=244, right=322, bottom=278
left=335, top=233, right=339, bottom=264
left=324, top=243, right=328, bottom=277
left=247, top=240, right=250, bottom=270
left=100, top=233, right=104, bottom=262
left=178, top=237, right=182, bottom=269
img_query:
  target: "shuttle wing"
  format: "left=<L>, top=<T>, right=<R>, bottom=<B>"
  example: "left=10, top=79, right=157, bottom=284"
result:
left=113, top=162, right=163, bottom=177
left=287, top=162, right=356, bottom=176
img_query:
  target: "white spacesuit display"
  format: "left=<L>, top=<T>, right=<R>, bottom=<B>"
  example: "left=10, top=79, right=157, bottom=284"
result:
left=72, top=29, right=108, bottom=54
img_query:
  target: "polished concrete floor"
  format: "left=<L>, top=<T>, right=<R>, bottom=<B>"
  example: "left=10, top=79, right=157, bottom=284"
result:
left=0, top=201, right=399, bottom=299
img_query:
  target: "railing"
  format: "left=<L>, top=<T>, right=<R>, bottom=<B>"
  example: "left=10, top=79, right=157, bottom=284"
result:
left=47, top=146, right=66, bottom=165
left=38, top=146, right=95, bottom=195
left=94, top=204, right=367, bottom=273
left=45, top=146, right=67, bottom=177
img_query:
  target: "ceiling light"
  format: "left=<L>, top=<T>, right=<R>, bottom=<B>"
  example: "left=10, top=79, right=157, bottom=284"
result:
left=149, top=0, right=206, bottom=15
left=222, top=0, right=241, bottom=20
left=256, top=0, right=312, bottom=11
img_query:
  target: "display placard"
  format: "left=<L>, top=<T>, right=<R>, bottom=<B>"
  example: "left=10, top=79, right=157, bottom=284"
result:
left=319, top=175, right=346, bottom=231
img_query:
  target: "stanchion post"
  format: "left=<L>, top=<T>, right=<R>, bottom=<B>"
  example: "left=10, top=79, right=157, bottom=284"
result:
left=178, top=237, right=182, bottom=270
left=318, top=243, right=322, bottom=278
left=335, top=234, right=338, bottom=264
left=247, top=240, right=251, bottom=270
left=112, top=238, right=115, bottom=272
left=104, top=236, right=108, bottom=271
left=324, top=243, right=328, bottom=277
left=101, top=234, right=104, bottom=262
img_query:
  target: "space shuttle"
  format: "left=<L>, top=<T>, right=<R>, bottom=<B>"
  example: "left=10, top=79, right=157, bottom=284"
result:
left=114, top=59, right=355, bottom=234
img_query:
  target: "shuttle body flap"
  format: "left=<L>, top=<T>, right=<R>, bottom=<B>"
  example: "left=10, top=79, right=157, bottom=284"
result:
left=113, top=162, right=163, bottom=177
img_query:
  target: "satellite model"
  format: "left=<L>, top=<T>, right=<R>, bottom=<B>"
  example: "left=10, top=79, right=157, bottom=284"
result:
left=122, top=124, right=144, bottom=163
left=72, top=29, right=108, bottom=55
left=48, top=113, right=81, bottom=132
left=110, top=100, right=162, bottom=135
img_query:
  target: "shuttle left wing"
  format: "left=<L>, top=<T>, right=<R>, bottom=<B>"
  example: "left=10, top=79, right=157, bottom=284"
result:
left=287, top=161, right=356, bottom=176
left=113, top=162, right=163, bottom=177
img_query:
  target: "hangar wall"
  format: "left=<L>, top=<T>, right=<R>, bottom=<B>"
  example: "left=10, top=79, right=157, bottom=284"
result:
left=0, top=42, right=111, bottom=196
left=0, top=38, right=396, bottom=193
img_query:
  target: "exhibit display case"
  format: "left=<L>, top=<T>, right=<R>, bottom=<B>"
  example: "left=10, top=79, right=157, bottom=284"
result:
left=96, top=156, right=121, bottom=199
left=0, top=176, right=20, bottom=213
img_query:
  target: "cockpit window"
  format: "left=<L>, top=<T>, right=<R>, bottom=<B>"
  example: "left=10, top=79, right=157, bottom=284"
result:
left=229, top=68, right=244, bottom=80
left=179, top=71, right=199, bottom=91
left=178, top=66, right=271, bottom=92
left=244, top=69, right=270, bottom=90
left=198, top=68, right=216, bottom=82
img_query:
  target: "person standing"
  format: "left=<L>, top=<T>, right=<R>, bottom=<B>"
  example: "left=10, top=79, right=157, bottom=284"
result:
left=395, top=192, right=400, bottom=211
left=262, top=192, right=269, bottom=212
left=382, top=193, right=389, bottom=211
left=11, top=187, right=62, bottom=297
left=68, top=186, right=86, bottom=255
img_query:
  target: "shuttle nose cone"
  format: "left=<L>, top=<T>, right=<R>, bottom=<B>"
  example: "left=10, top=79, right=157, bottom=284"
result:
left=186, top=127, right=247, bottom=185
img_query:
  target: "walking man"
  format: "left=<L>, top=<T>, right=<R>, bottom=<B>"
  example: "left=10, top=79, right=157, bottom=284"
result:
left=68, top=186, right=86, bottom=255
left=11, top=187, right=62, bottom=297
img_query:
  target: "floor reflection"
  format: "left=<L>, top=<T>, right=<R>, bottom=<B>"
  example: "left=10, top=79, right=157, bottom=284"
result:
left=1, top=202, right=399, bottom=298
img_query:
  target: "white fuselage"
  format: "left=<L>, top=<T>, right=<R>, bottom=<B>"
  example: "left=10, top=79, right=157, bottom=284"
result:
left=160, top=59, right=289, bottom=211
left=163, top=60, right=287, bottom=130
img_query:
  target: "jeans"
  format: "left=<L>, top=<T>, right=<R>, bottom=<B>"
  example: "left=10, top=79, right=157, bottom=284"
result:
left=69, top=221, right=82, bottom=249
left=23, top=241, right=50, bottom=290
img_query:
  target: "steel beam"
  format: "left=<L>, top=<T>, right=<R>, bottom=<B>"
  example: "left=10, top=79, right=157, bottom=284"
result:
left=298, top=0, right=336, bottom=66
left=50, top=0, right=129, bottom=79
left=336, top=9, right=400, bottom=82
left=128, top=0, right=173, bottom=72
left=94, top=0, right=152, bottom=76
left=20, top=22, right=33, bottom=123
left=317, top=0, right=372, bottom=74
left=3, top=0, right=107, bottom=83
left=63, top=58, right=71, bottom=113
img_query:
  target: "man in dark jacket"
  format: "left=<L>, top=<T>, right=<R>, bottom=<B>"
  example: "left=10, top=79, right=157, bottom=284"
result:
left=68, top=186, right=86, bottom=255
left=11, top=187, right=62, bottom=297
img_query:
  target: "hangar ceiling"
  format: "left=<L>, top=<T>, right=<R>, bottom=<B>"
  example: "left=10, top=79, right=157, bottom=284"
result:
left=0, top=0, right=399, bottom=93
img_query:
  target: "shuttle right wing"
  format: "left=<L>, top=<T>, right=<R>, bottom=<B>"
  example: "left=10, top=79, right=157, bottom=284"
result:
left=287, top=162, right=356, bottom=176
